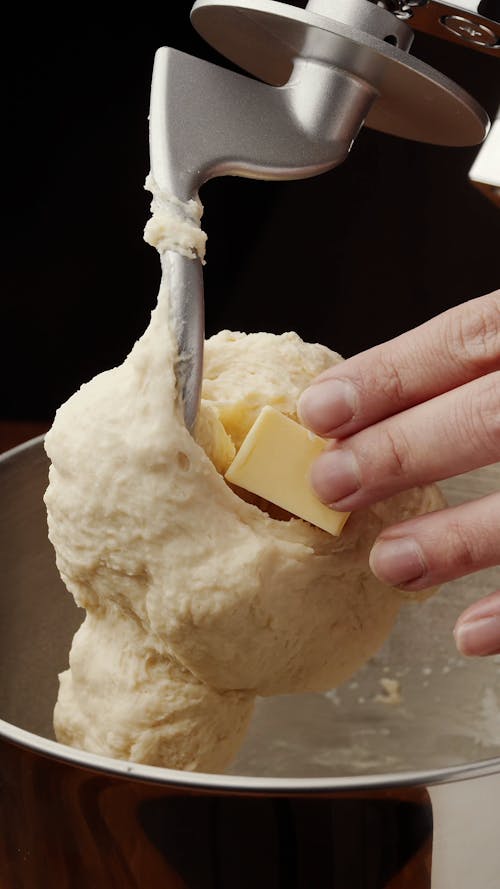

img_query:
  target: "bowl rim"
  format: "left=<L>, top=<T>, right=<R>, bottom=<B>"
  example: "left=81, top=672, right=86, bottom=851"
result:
left=2, top=715, right=500, bottom=793
left=2, top=436, right=500, bottom=794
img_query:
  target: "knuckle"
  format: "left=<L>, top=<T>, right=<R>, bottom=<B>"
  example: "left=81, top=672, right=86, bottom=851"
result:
left=446, top=520, right=480, bottom=576
left=381, top=424, right=412, bottom=478
left=372, top=356, right=406, bottom=407
left=446, top=294, right=500, bottom=375
left=474, top=371, right=500, bottom=456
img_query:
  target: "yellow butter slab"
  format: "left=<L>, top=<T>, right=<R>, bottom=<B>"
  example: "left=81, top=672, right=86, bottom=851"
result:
left=225, top=406, right=350, bottom=536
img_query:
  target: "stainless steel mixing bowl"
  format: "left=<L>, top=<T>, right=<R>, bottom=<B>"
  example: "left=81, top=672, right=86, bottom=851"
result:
left=1, top=438, right=499, bottom=888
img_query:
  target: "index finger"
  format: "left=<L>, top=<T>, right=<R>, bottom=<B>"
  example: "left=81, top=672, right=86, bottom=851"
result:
left=298, top=290, right=500, bottom=439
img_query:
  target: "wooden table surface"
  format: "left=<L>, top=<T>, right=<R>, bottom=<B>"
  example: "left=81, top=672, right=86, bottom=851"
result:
left=0, top=421, right=50, bottom=455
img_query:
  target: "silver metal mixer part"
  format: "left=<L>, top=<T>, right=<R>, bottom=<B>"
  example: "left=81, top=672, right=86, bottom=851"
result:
left=149, top=45, right=379, bottom=429
left=190, top=0, right=490, bottom=143
left=150, top=0, right=490, bottom=429
left=383, top=0, right=500, bottom=55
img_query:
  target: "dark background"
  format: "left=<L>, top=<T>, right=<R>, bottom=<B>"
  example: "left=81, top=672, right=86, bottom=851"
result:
left=2, top=4, right=499, bottom=422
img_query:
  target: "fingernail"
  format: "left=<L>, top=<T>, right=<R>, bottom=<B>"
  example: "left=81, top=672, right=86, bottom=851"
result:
left=454, top=615, right=500, bottom=657
left=298, top=380, right=357, bottom=434
left=310, top=449, right=360, bottom=504
left=369, top=538, right=426, bottom=588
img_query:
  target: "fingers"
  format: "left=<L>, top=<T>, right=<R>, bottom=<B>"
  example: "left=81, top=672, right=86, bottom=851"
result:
left=298, top=291, right=500, bottom=439
left=454, top=591, right=500, bottom=657
left=298, top=292, right=500, bottom=659
left=369, top=492, right=500, bottom=594
left=309, top=371, right=500, bottom=510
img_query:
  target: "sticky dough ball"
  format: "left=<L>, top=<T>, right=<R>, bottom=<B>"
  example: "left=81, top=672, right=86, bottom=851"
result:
left=46, top=311, right=443, bottom=770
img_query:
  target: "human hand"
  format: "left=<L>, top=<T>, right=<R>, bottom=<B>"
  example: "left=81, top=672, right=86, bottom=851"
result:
left=298, top=291, right=500, bottom=657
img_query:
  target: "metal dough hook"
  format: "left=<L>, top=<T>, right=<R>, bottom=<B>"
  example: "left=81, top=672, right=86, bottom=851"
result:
left=149, top=0, right=489, bottom=431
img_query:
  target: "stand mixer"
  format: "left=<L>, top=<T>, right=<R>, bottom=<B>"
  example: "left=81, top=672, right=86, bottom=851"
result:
left=0, top=10, right=499, bottom=886
left=149, top=0, right=498, bottom=429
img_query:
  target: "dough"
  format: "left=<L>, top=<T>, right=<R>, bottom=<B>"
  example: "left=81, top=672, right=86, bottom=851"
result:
left=55, top=608, right=254, bottom=771
left=45, top=180, right=444, bottom=772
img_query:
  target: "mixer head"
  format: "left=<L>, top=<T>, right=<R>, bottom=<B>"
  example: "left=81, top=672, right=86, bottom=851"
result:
left=190, top=0, right=490, bottom=148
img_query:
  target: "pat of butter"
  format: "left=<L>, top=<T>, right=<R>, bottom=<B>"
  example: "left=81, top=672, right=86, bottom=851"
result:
left=225, top=406, right=350, bottom=536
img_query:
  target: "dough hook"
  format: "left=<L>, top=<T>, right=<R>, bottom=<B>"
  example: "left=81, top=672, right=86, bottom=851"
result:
left=149, top=0, right=489, bottom=431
